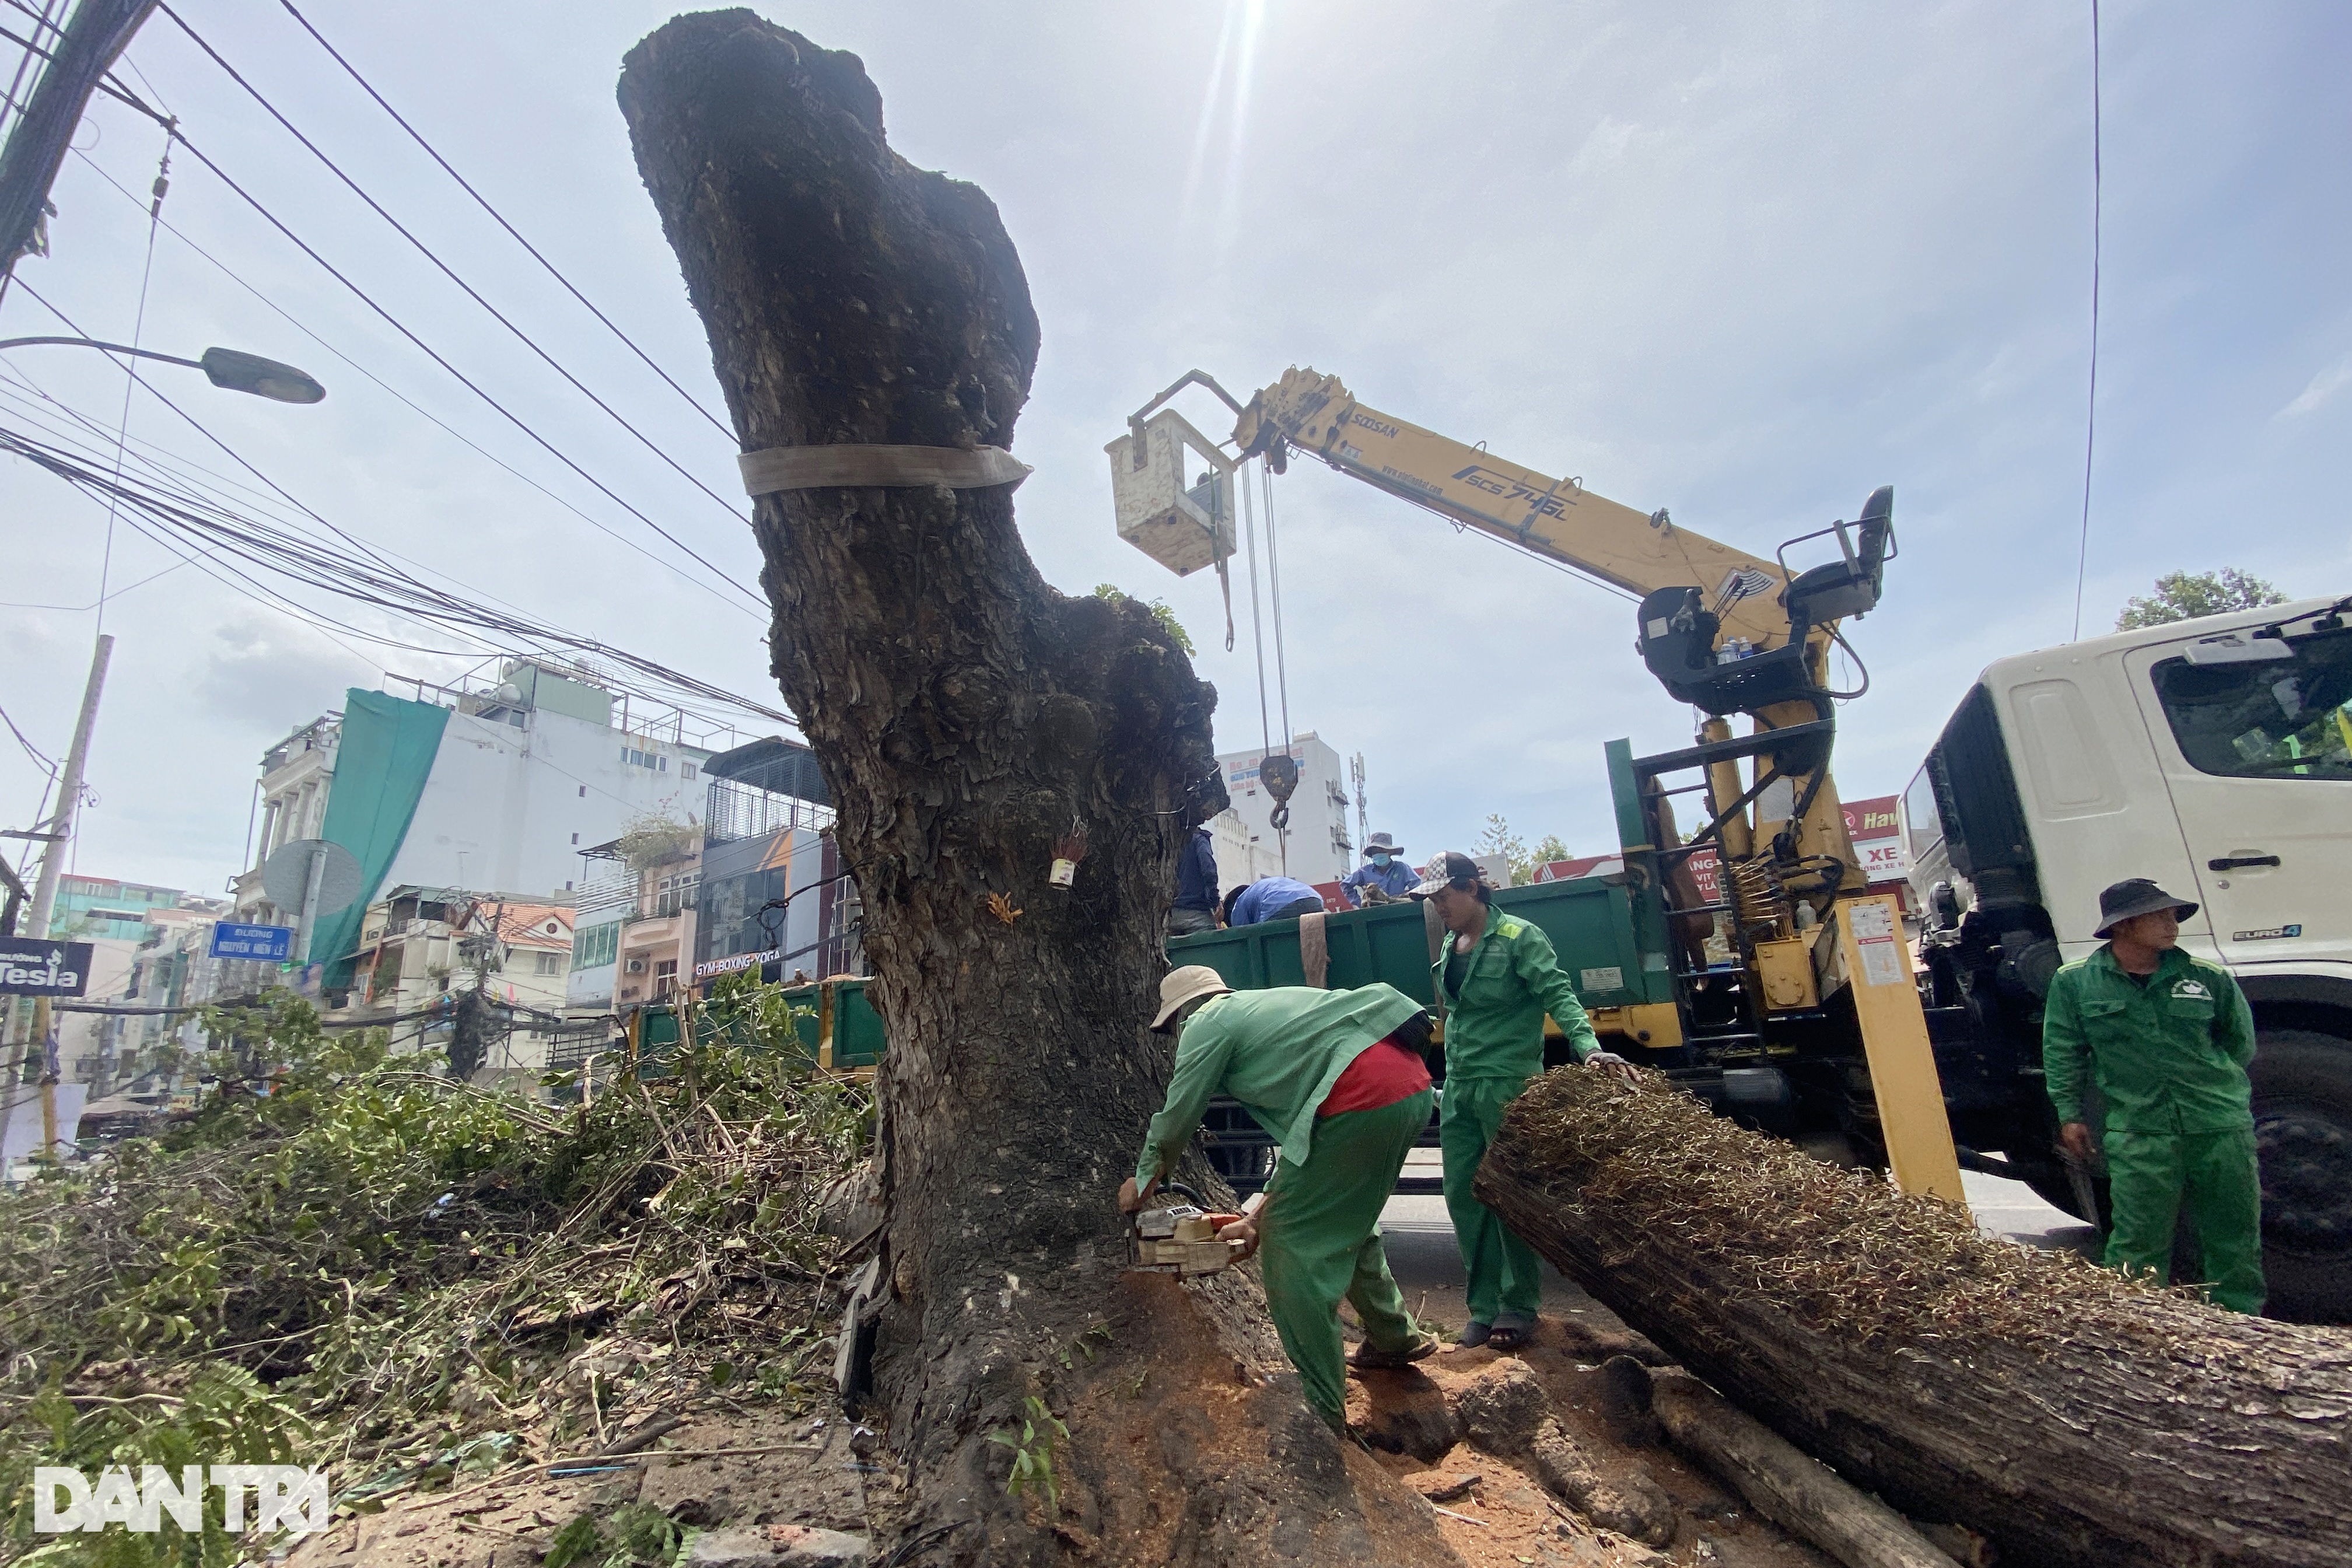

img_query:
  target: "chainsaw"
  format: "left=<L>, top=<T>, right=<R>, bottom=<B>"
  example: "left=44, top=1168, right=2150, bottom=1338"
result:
left=1126, top=1181, right=1262, bottom=1277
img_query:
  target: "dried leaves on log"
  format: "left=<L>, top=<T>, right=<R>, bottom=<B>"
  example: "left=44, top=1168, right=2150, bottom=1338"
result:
left=1475, top=1069, right=2352, bottom=1567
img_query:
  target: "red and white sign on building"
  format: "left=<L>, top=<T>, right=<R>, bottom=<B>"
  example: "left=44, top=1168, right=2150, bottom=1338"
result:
left=1843, top=794, right=1911, bottom=898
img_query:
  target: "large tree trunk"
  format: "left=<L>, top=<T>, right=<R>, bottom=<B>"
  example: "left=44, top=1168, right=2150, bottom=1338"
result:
left=617, top=16, right=1460, bottom=1565
left=1475, top=1068, right=2352, bottom=1568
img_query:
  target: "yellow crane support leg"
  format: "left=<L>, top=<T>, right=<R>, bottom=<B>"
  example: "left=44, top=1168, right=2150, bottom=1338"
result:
left=1831, top=894, right=1966, bottom=1206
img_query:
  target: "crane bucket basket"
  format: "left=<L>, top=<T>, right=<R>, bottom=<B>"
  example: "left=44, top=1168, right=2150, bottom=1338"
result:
left=1106, top=408, right=1238, bottom=577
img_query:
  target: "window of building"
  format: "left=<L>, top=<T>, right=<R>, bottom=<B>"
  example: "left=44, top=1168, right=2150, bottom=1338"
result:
left=535, top=951, right=562, bottom=975
left=2151, top=628, right=2352, bottom=780
left=682, top=763, right=698, bottom=780
left=579, top=785, right=587, bottom=797
left=571, top=832, right=580, bottom=845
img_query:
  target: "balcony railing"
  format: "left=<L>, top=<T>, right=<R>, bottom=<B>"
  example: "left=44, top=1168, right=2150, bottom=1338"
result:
left=706, top=777, right=834, bottom=845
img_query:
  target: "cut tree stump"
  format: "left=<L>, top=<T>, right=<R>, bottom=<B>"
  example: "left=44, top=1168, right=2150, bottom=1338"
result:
left=1474, top=1068, right=2352, bottom=1568
left=617, top=13, right=1462, bottom=1564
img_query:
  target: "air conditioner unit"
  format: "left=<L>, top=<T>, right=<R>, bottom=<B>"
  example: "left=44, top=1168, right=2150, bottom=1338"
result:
left=625, top=958, right=648, bottom=974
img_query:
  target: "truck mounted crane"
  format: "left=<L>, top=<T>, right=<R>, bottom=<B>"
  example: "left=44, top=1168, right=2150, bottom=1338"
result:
left=1109, top=367, right=1964, bottom=1203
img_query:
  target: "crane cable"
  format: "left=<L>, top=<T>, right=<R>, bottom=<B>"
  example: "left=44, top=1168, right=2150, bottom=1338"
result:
left=1238, top=456, right=1298, bottom=870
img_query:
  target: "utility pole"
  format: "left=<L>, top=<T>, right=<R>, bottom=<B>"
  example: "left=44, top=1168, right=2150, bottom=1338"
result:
left=0, top=0, right=160, bottom=281
left=6, top=634, right=111, bottom=1157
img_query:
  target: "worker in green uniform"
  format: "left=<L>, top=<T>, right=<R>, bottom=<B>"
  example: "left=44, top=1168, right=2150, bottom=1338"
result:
left=2042, top=877, right=2265, bottom=1314
left=1413, top=851, right=1637, bottom=1352
left=1120, top=967, right=1439, bottom=1431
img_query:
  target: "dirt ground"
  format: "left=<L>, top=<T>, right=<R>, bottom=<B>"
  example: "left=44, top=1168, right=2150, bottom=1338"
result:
left=288, top=1405, right=872, bottom=1568
left=1346, top=1312, right=1835, bottom=1568
left=291, top=1293, right=1847, bottom=1568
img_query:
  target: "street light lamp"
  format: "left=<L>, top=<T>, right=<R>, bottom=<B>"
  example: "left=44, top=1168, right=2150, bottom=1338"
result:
left=0, top=335, right=326, bottom=403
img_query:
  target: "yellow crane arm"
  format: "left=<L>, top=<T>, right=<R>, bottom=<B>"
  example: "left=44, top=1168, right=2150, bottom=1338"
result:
left=1232, top=368, right=1794, bottom=650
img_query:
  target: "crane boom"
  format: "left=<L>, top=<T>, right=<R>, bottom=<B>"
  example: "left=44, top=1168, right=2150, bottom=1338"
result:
left=1231, top=368, right=1793, bottom=650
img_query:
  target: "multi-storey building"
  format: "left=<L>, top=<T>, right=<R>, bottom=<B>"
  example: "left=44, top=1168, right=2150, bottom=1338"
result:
left=227, top=660, right=708, bottom=992
left=691, top=737, right=858, bottom=988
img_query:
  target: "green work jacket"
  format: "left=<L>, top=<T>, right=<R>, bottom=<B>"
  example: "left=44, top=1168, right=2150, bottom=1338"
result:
left=1135, top=982, right=1422, bottom=1183
left=1431, top=904, right=1601, bottom=1082
left=2041, top=944, right=2255, bottom=1135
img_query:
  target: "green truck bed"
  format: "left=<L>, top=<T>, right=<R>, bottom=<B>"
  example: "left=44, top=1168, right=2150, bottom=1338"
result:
left=1168, top=873, right=1672, bottom=1014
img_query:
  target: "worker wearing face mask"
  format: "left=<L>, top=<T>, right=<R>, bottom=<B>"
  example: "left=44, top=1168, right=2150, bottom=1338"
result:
left=1342, top=832, right=1418, bottom=907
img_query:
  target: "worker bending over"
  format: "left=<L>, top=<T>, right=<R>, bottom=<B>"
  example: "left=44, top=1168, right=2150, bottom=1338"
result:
left=1416, top=851, right=1636, bottom=1351
left=1121, top=968, right=1438, bottom=1431
left=2043, top=877, right=2265, bottom=1314
left=1223, top=875, right=1325, bottom=926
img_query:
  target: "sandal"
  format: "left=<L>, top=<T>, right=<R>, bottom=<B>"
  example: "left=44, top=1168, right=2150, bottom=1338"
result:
left=1453, top=1321, right=1492, bottom=1349
left=1485, top=1324, right=1530, bottom=1353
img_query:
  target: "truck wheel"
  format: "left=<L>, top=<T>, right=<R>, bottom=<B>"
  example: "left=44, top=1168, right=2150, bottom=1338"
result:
left=2251, top=1028, right=2352, bottom=1323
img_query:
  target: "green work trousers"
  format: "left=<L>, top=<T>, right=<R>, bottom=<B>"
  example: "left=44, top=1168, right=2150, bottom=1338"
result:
left=1440, top=1074, right=1544, bottom=1329
left=2104, top=1125, right=2266, bottom=1315
left=1260, top=1088, right=1433, bottom=1425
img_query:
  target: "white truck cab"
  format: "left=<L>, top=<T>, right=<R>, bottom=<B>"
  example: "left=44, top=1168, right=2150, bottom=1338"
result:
left=1905, top=594, right=2352, bottom=1319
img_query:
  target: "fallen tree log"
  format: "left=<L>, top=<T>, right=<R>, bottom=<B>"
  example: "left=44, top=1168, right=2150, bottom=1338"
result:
left=1474, top=1069, right=2352, bottom=1568
left=1648, top=1370, right=1959, bottom=1568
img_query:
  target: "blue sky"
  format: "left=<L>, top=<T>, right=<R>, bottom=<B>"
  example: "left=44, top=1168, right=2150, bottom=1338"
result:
left=2, top=1, right=2346, bottom=897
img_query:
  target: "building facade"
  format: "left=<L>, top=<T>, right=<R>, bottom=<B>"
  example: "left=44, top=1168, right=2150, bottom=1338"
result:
left=51, top=875, right=186, bottom=943
left=334, top=890, right=576, bottom=1076
left=691, top=737, right=860, bottom=988
left=568, top=827, right=701, bottom=1016
left=228, top=660, right=709, bottom=990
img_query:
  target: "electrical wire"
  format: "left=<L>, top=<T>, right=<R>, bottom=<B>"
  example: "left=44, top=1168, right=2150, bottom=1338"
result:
left=274, top=0, right=733, bottom=442
left=26, top=155, right=759, bottom=629
left=93, top=123, right=174, bottom=640
left=1, top=699, right=58, bottom=777
left=2070, top=0, right=2102, bottom=642
left=0, top=0, right=62, bottom=147
left=159, top=6, right=761, bottom=567
left=0, top=419, right=799, bottom=728
left=7, top=42, right=765, bottom=617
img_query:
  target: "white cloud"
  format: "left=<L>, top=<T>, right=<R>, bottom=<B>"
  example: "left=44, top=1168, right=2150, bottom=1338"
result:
left=2278, top=354, right=2352, bottom=419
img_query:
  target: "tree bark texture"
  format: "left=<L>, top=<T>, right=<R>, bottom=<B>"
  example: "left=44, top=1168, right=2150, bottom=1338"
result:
left=1475, top=1068, right=2352, bottom=1568
left=618, top=15, right=1461, bottom=1565
left=1647, top=1371, right=1961, bottom=1568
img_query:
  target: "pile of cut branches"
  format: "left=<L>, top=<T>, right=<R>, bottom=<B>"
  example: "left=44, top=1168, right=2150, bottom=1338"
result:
left=0, top=977, right=872, bottom=1567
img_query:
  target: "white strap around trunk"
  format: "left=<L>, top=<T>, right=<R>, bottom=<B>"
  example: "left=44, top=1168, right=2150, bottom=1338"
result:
left=1299, top=910, right=1329, bottom=990
left=738, top=443, right=1031, bottom=495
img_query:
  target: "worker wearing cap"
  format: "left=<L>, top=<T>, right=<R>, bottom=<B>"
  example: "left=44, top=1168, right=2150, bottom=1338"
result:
left=2043, top=877, right=2264, bottom=1314
left=1415, top=850, right=1634, bottom=1351
left=1342, top=832, right=1418, bottom=907
left=1119, top=968, right=1438, bottom=1431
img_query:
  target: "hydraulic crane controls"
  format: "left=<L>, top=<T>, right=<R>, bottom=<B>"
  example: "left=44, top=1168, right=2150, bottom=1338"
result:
left=1636, top=485, right=1895, bottom=718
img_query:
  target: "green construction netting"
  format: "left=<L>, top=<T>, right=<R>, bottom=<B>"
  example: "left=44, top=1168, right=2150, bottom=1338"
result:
left=313, top=689, right=449, bottom=987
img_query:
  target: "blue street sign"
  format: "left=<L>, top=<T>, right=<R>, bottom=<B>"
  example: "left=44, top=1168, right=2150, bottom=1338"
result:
left=209, top=922, right=295, bottom=962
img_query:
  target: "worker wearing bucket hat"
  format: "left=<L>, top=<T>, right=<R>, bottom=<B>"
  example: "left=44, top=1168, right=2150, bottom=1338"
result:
left=1415, top=851, right=1636, bottom=1352
left=2042, top=878, right=2264, bottom=1313
left=1342, top=832, right=1418, bottom=906
left=1120, top=967, right=1439, bottom=1430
